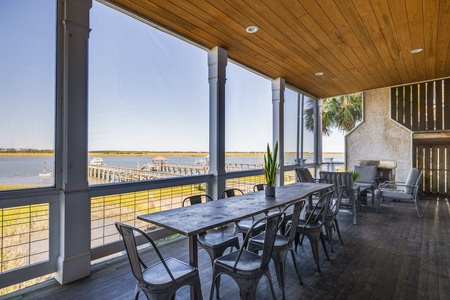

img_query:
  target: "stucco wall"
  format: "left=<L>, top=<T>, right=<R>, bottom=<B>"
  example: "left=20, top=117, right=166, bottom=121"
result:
left=346, top=88, right=412, bottom=181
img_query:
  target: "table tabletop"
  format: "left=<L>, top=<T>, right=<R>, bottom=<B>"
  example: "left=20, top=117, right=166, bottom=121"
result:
left=138, top=182, right=334, bottom=237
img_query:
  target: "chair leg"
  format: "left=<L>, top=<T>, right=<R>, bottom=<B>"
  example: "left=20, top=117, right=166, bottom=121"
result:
left=265, top=271, right=278, bottom=300
left=324, top=221, right=334, bottom=252
left=308, top=237, right=321, bottom=272
left=236, top=272, right=277, bottom=300
left=319, top=232, right=330, bottom=261
left=193, top=275, right=204, bottom=300
left=134, top=284, right=141, bottom=300
left=376, top=196, right=381, bottom=213
left=333, top=219, right=344, bottom=245
left=235, top=276, right=261, bottom=300
left=271, top=250, right=288, bottom=299
left=202, top=241, right=239, bottom=299
left=289, top=248, right=303, bottom=285
left=209, top=270, right=220, bottom=300
left=415, top=200, right=421, bottom=217
left=294, top=232, right=305, bottom=251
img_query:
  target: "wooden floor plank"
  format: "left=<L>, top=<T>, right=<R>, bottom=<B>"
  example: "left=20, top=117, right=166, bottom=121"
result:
left=2, top=196, right=450, bottom=300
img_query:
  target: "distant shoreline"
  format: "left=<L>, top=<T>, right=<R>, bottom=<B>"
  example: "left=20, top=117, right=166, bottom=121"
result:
left=0, top=151, right=343, bottom=157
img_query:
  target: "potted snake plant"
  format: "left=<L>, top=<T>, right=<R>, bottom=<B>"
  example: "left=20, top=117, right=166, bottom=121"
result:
left=264, top=141, right=280, bottom=197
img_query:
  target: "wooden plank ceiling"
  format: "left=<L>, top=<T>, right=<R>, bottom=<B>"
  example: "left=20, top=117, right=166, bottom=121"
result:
left=107, top=0, right=450, bottom=99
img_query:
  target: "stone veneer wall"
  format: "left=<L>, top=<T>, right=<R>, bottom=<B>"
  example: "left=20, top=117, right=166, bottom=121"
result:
left=345, top=88, right=412, bottom=182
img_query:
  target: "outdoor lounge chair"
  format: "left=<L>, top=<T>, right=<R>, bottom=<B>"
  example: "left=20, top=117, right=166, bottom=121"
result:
left=353, top=165, right=378, bottom=204
left=295, top=167, right=321, bottom=183
left=376, top=168, right=423, bottom=217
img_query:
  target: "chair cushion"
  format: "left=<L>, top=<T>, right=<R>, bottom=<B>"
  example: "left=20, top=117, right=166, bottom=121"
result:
left=403, top=168, right=421, bottom=193
left=379, top=189, right=413, bottom=200
left=354, top=165, right=377, bottom=184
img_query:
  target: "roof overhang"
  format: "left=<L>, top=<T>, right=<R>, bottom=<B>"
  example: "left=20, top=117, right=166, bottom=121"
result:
left=105, top=0, right=450, bottom=98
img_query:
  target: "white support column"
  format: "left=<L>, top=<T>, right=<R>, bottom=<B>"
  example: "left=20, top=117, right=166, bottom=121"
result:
left=272, top=78, right=285, bottom=186
left=54, top=0, right=92, bottom=284
left=208, top=47, right=227, bottom=199
left=314, top=98, right=323, bottom=164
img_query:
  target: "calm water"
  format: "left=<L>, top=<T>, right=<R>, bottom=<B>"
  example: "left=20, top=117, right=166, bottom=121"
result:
left=0, top=154, right=343, bottom=187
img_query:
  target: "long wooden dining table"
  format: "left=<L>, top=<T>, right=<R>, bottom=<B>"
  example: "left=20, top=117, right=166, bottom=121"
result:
left=138, top=182, right=333, bottom=299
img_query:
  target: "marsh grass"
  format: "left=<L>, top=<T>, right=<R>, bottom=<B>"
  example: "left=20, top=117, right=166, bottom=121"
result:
left=1, top=183, right=204, bottom=296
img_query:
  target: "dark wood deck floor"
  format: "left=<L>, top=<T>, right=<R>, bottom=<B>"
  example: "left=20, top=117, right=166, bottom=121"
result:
left=4, top=196, right=450, bottom=300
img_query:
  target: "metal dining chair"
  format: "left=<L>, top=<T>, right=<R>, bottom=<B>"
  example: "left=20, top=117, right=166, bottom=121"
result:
left=209, top=212, right=284, bottom=300
left=324, top=185, right=346, bottom=252
left=222, top=188, right=266, bottom=248
left=295, top=189, right=334, bottom=272
left=182, top=194, right=240, bottom=299
left=115, top=222, right=203, bottom=300
left=253, top=183, right=266, bottom=192
left=221, top=188, right=245, bottom=198
left=248, top=199, right=307, bottom=299
left=304, top=186, right=346, bottom=252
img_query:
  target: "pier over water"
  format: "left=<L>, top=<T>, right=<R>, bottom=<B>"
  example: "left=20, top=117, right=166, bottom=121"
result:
left=88, top=162, right=263, bottom=183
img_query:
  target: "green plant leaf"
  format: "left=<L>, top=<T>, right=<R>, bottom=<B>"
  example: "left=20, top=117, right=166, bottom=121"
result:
left=264, top=141, right=279, bottom=186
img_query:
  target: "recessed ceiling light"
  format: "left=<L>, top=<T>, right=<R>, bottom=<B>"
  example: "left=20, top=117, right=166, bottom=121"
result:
left=411, top=48, right=423, bottom=54
left=246, top=26, right=259, bottom=33
left=315, top=72, right=324, bottom=76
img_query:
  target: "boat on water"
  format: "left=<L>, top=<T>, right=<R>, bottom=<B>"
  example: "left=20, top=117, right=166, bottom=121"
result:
left=39, top=162, right=53, bottom=178
left=195, top=156, right=209, bottom=165
left=90, top=157, right=104, bottom=166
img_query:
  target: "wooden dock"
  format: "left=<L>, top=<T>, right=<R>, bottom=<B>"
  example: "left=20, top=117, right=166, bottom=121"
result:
left=88, top=162, right=263, bottom=182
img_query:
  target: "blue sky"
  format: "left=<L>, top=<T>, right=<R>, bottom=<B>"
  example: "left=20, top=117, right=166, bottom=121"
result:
left=0, top=0, right=55, bottom=149
left=0, top=0, right=344, bottom=153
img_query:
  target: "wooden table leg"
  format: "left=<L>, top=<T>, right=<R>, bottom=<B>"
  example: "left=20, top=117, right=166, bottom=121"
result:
left=188, top=235, right=199, bottom=300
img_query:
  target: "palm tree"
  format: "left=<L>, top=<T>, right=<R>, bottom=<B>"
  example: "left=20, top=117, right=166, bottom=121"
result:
left=304, top=93, right=362, bottom=136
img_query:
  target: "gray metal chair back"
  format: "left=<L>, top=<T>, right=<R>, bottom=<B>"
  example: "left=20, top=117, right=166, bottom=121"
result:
left=319, top=171, right=354, bottom=200
left=285, top=199, right=306, bottom=244
left=253, top=183, right=266, bottom=192
left=328, top=185, right=346, bottom=218
left=307, top=188, right=333, bottom=225
left=115, top=222, right=203, bottom=300
left=222, top=187, right=265, bottom=248
left=221, top=188, right=244, bottom=198
left=295, top=167, right=315, bottom=182
left=182, top=194, right=213, bottom=206
left=295, top=189, right=334, bottom=272
left=182, top=194, right=214, bottom=236
left=209, top=212, right=284, bottom=300
left=248, top=212, right=282, bottom=269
